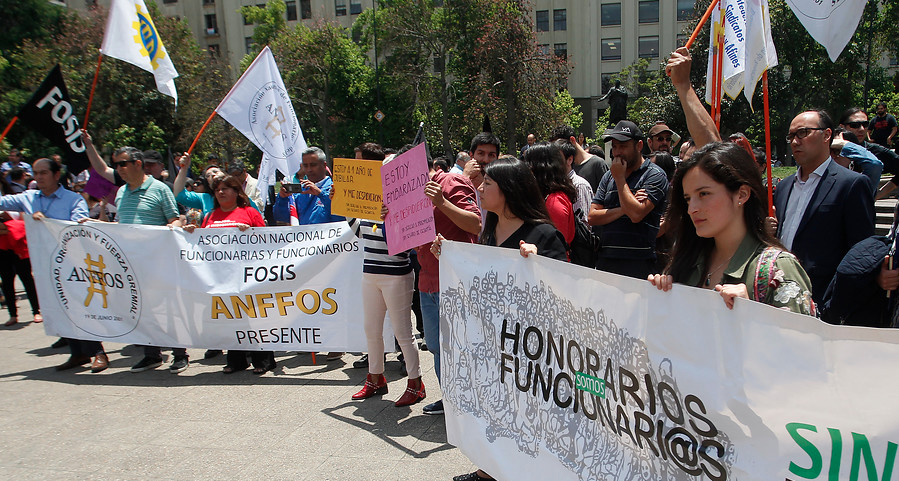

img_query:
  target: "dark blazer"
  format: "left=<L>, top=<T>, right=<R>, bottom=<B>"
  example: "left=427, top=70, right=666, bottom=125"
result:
left=774, top=160, right=874, bottom=306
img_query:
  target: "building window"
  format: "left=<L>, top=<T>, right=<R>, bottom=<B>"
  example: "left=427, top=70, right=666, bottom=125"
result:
left=204, top=14, right=218, bottom=34
left=676, top=34, right=688, bottom=48
left=434, top=0, right=443, bottom=6
left=639, top=36, right=659, bottom=58
left=639, top=0, right=659, bottom=24
left=245, top=37, right=255, bottom=54
left=335, top=0, right=346, bottom=16
left=601, top=38, right=621, bottom=61
left=433, top=55, right=445, bottom=73
left=553, top=9, right=566, bottom=31
left=207, top=44, right=220, bottom=57
left=350, top=0, right=362, bottom=15
left=554, top=43, right=567, bottom=58
left=301, top=0, right=311, bottom=19
left=286, top=0, right=297, bottom=20
left=243, top=12, right=252, bottom=25
left=677, top=0, right=695, bottom=21
left=536, top=10, right=549, bottom=32
left=538, top=44, right=550, bottom=56
left=163, top=0, right=177, bottom=4
left=203, top=0, right=214, bottom=4
left=601, top=3, right=621, bottom=27
left=891, top=56, right=899, bottom=66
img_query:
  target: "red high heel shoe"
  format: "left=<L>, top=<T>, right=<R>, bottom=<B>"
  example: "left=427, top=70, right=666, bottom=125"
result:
left=395, top=378, right=426, bottom=407
left=352, top=373, right=388, bottom=400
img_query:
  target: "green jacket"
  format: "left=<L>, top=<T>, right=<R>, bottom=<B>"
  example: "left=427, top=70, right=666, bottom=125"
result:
left=682, top=236, right=816, bottom=316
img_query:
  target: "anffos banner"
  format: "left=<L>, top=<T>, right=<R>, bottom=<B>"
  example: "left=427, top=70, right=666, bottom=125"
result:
left=439, top=241, right=899, bottom=481
left=26, top=218, right=387, bottom=352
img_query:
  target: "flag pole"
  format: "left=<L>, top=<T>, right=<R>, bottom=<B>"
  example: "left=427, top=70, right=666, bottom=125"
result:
left=763, top=71, right=774, bottom=217
left=83, top=52, right=103, bottom=128
left=186, top=110, right=218, bottom=156
left=713, top=24, right=725, bottom=129
left=0, top=116, right=17, bottom=145
left=685, top=0, right=721, bottom=49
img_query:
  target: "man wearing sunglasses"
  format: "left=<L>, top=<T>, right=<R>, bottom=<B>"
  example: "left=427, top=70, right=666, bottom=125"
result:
left=774, top=110, right=875, bottom=317
left=839, top=108, right=899, bottom=198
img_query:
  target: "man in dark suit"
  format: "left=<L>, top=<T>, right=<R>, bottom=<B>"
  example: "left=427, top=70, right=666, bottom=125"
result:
left=775, top=110, right=874, bottom=317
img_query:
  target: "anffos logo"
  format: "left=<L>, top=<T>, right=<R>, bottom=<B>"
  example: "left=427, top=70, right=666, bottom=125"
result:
left=132, top=3, right=167, bottom=70
left=51, top=225, right=141, bottom=337
left=248, top=81, right=300, bottom=160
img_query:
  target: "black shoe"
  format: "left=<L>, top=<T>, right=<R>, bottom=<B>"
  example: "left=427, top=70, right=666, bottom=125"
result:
left=51, top=337, right=69, bottom=349
left=130, top=356, right=163, bottom=373
left=423, top=399, right=444, bottom=415
left=352, top=354, right=369, bottom=369
left=419, top=341, right=428, bottom=352
left=204, top=349, right=222, bottom=359
left=169, top=356, right=189, bottom=374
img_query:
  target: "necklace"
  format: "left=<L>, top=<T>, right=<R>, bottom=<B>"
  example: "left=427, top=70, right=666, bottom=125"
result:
left=705, top=255, right=735, bottom=286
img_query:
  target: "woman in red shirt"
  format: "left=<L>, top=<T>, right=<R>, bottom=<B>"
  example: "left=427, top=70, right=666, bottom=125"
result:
left=198, top=176, right=274, bottom=374
left=522, top=143, right=576, bottom=246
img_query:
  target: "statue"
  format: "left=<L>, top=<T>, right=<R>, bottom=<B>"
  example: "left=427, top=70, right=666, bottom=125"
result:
left=599, top=80, right=628, bottom=126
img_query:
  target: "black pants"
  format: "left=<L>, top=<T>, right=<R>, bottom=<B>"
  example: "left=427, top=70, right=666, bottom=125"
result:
left=596, top=257, right=657, bottom=280
left=0, top=249, right=39, bottom=318
left=226, top=350, right=276, bottom=370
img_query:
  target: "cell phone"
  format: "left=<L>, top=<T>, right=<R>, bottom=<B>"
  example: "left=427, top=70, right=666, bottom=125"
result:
left=283, top=183, right=305, bottom=193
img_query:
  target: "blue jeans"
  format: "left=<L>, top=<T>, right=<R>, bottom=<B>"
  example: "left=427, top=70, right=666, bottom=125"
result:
left=420, top=291, right=440, bottom=384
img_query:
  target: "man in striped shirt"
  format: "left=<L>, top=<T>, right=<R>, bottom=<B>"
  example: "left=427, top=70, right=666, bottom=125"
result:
left=110, top=147, right=188, bottom=374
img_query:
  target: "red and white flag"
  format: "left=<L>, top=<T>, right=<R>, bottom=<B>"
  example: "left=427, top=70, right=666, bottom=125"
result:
left=215, top=46, right=306, bottom=206
left=287, top=194, right=300, bottom=226
left=101, top=0, right=178, bottom=103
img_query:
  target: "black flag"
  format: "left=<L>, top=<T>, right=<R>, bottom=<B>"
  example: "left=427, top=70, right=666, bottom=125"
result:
left=412, top=121, right=432, bottom=163
left=17, top=64, right=89, bottom=174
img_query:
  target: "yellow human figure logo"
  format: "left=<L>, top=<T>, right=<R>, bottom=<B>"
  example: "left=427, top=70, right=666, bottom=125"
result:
left=84, top=254, right=109, bottom=309
left=265, top=104, right=286, bottom=139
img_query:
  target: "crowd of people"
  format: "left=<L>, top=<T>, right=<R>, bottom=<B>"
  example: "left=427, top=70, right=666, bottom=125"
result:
left=2, top=46, right=899, bottom=481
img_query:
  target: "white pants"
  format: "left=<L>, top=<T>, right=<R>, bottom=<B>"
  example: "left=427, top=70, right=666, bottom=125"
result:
left=362, top=271, right=421, bottom=378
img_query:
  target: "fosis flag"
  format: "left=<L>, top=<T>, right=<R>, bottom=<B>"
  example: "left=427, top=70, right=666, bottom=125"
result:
left=100, top=0, right=179, bottom=103
left=215, top=46, right=307, bottom=206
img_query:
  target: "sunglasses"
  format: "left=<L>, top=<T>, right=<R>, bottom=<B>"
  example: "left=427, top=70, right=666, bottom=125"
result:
left=112, top=159, right=137, bottom=168
left=845, top=121, right=867, bottom=129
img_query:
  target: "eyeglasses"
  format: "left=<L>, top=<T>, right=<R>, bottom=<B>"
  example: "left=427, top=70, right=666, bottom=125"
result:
left=845, top=121, right=867, bottom=129
left=785, top=127, right=826, bottom=143
left=112, top=159, right=136, bottom=168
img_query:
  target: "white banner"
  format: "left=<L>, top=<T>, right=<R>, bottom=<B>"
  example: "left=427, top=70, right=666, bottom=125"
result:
left=215, top=46, right=307, bottom=207
left=785, top=0, right=867, bottom=62
left=439, top=241, right=899, bottom=481
left=26, top=218, right=389, bottom=352
left=100, top=0, right=178, bottom=102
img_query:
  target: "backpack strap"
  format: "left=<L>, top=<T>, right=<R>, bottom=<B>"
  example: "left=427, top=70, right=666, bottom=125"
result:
left=753, top=246, right=783, bottom=302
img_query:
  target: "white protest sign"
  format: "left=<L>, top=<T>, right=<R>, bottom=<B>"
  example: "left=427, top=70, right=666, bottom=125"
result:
left=440, top=241, right=899, bottom=480
left=27, top=218, right=387, bottom=352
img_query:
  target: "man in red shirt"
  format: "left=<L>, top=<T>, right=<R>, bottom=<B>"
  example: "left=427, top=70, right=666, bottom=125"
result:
left=418, top=139, right=483, bottom=415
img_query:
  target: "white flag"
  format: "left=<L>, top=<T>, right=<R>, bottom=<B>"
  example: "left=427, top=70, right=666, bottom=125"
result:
left=705, top=0, right=746, bottom=104
left=215, top=47, right=307, bottom=207
left=706, top=0, right=778, bottom=108
left=100, top=0, right=178, bottom=103
left=743, top=0, right=778, bottom=105
left=784, top=0, right=868, bottom=62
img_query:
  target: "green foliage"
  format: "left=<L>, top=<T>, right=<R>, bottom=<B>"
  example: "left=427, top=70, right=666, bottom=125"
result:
left=553, top=90, right=582, bottom=131
left=239, top=0, right=288, bottom=70
left=104, top=121, right=166, bottom=153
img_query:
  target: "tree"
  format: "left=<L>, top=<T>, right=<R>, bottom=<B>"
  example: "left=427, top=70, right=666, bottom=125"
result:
left=552, top=89, right=582, bottom=131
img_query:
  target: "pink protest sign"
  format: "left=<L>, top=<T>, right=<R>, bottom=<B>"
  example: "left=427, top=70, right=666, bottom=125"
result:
left=381, top=143, right=435, bottom=255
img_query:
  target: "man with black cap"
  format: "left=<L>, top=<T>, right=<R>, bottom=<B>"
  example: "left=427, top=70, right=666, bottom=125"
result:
left=142, top=150, right=175, bottom=192
left=588, top=120, right=669, bottom=278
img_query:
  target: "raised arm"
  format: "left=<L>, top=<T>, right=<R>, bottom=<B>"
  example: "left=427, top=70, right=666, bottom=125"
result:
left=666, top=47, right=721, bottom=148
left=173, top=153, right=191, bottom=197
left=82, top=129, right=115, bottom=183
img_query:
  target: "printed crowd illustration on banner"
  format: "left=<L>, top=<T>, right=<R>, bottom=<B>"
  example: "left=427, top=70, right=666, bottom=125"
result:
left=439, top=241, right=899, bottom=481
left=27, top=218, right=385, bottom=352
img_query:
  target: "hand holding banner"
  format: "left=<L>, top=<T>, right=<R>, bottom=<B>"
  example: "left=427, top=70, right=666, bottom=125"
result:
left=381, top=143, right=435, bottom=255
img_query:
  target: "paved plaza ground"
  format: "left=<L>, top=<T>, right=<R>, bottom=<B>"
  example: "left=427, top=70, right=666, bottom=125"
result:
left=0, top=284, right=474, bottom=480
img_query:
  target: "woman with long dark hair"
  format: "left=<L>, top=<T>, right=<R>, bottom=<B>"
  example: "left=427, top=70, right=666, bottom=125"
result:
left=648, top=142, right=815, bottom=314
left=433, top=157, right=567, bottom=481
left=522, top=143, right=577, bottom=247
